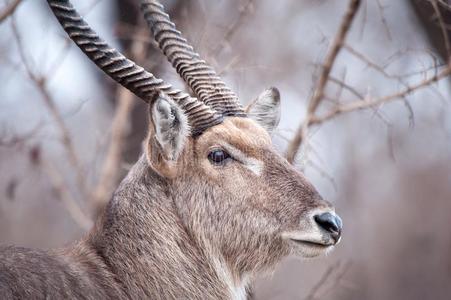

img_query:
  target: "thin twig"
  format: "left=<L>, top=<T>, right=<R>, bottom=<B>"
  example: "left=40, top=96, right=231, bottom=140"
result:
left=11, top=19, right=89, bottom=201
left=0, top=0, right=22, bottom=24
left=317, top=261, right=352, bottom=299
left=286, top=0, right=361, bottom=163
left=44, top=160, right=93, bottom=230
left=437, top=0, right=451, bottom=11
left=208, top=0, right=254, bottom=59
left=303, top=262, right=341, bottom=300
left=0, top=123, right=43, bottom=147
left=344, top=44, right=396, bottom=80
left=311, top=65, right=451, bottom=124
left=375, top=0, right=392, bottom=40
left=307, top=0, right=361, bottom=115
left=303, top=261, right=351, bottom=300
left=431, top=0, right=451, bottom=63
left=307, top=159, right=338, bottom=191
left=329, top=75, right=364, bottom=99
left=342, top=44, right=418, bottom=123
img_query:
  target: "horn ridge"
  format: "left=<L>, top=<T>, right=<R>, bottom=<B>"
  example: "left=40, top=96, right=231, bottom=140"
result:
left=47, top=0, right=224, bottom=136
left=47, top=0, right=171, bottom=102
left=140, top=0, right=246, bottom=117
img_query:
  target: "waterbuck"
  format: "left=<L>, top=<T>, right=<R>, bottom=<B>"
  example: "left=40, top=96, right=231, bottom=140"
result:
left=0, top=0, right=342, bottom=299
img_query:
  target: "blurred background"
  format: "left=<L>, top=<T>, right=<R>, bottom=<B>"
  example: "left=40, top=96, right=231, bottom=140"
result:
left=1, top=0, right=450, bottom=299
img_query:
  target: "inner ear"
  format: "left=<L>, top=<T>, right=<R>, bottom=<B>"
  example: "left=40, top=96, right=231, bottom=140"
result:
left=245, top=87, right=281, bottom=134
left=146, top=92, right=190, bottom=177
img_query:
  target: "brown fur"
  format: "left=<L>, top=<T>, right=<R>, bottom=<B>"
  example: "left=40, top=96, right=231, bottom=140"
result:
left=0, top=117, right=337, bottom=299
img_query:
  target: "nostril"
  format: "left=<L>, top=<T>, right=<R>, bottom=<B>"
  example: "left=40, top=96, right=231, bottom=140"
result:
left=314, top=212, right=342, bottom=241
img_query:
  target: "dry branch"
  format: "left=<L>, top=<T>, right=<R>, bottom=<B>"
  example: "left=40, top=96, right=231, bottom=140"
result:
left=329, top=75, right=364, bottom=100
left=286, top=0, right=361, bottom=164
left=375, top=0, right=392, bottom=40
left=208, top=0, right=254, bottom=59
left=303, top=261, right=350, bottom=300
left=310, top=65, right=451, bottom=124
left=431, top=0, right=451, bottom=62
left=0, top=123, right=43, bottom=147
left=0, top=0, right=22, bottom=24
left=344, top=44, right=395, bottom=80
left=44, top=160, right=93, bottom=230
left=11, top=19, right=92, bottom=229
left=11, top=20, right=88, bottom=197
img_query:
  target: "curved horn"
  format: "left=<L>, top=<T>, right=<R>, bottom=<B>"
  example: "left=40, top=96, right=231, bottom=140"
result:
left=140, top=0, right=246, bottom=117
left=47, top=0, right=223, bottom=136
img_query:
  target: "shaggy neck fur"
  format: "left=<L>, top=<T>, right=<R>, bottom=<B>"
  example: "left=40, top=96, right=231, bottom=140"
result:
left=81, top=155, right=249, bottom=300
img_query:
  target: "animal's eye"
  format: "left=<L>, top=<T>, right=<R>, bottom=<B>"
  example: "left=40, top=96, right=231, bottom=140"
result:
left=208, top=149, right=231, bottom=165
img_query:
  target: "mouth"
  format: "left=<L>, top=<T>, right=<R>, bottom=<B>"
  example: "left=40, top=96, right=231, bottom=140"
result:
left=285, top=238, right=336, bottom=258
left=289, top=239, right=334, bottom=248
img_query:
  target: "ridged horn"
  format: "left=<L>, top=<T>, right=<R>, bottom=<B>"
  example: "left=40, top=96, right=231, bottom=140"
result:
left=140, top=0, right=246, bottom=117
left=47, top=0, right=223, bottom=136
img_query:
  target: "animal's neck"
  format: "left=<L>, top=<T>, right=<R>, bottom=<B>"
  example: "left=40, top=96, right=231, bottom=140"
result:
left=85, top=155, right=249, bottom=299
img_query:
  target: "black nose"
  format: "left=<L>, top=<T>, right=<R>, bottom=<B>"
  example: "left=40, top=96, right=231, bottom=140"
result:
left=314, top=212, right=342, bottom=243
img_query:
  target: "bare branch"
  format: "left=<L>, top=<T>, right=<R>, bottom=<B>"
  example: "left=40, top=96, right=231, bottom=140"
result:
left=0, top=123, right=43, bottom=147
left=311, top=65, right=451, bottom=124
left=303, top=266, right=336, bottom=300
left=329, top=75, right=364, bottom=100
left=43, top=160, right=93, bottom=230
left=344, top=44, right=396, bottom=81
left=286, top=0, right=361, bottom=164
left=303, top=261, right=350, bottom=300
left=438, top=0, right=451, bottom=11
left=307, top=0, right=361, bottom=115
left=316, top=261, right=352, bottom=299
left=208, top=0, right=255, bottom=59
left=307, top=159, right=338, bottom=191
left=0, top=0, right=22, bottom=24
left=11, top=19, right=89, bottom=199
left=375, top=0, right=392, bottom=40
left=431, top=0, right=451, bottom=63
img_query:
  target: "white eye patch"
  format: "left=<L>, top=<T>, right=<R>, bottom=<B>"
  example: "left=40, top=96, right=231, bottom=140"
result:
left=221, top=143, right=264, bottom=176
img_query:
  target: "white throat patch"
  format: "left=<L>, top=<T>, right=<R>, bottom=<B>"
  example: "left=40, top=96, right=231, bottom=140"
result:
left=212, top=256, right=249, bottom=300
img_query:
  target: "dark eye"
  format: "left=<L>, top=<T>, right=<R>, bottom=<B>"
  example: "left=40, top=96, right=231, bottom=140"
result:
left=208, top=149, right=231, bottom=165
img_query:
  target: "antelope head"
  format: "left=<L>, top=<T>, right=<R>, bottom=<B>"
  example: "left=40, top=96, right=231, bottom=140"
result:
left=48, top=0, right=342, bottom=279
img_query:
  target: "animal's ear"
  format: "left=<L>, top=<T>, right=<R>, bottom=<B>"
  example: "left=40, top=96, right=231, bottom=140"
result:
left=146, top=92, right=190, bottom=178
left=245, top=87, right=281, bottom=134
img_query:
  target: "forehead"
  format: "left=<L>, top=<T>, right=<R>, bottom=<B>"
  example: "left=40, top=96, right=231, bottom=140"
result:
left=196, top=117, right=271, bottom=150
